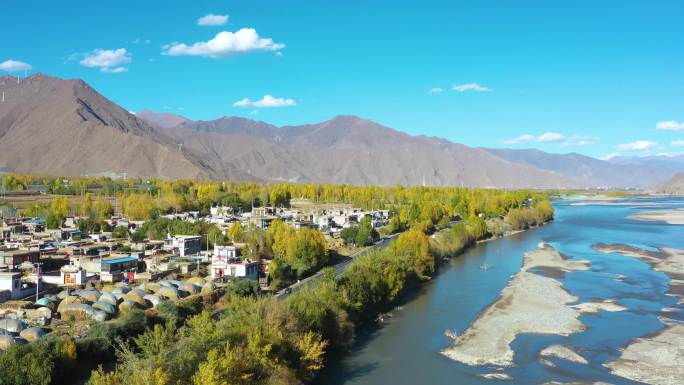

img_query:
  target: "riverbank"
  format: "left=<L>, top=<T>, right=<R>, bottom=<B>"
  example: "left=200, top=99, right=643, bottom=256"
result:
left=593, top=243, right=684, bottom=383
left=476, top=221, right=550, bottom=245
left=594, top=243, right=684, bottom=299
left=441, top=243, right=590, bottom=367
left=630, top=207, right=684, bottom=225
left=604, top=322, right=684, bottom=385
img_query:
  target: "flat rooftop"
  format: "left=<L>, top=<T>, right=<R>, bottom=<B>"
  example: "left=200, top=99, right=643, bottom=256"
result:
left=102, top=256, right=138, bottom=265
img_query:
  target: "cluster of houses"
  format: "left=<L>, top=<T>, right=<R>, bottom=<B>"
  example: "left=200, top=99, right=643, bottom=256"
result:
left=0, top=202, right=392, bottom=349
left=0, top=205, right=391, bottom=306
left=207, top=204, right=391, bottom=233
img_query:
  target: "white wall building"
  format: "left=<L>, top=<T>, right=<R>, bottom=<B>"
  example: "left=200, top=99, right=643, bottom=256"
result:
left=211, top=258, right=258, bottom=280
left=164, top=235, right=202, bottom=257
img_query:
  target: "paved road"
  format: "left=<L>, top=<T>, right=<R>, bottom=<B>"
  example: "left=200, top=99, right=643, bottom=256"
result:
left=275, top=232, right=401, bottom=300
left=274, top=220, right=460, bottom=300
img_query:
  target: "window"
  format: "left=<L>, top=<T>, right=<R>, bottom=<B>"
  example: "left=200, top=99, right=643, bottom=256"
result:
left=230, top=267, right=236, bottom=276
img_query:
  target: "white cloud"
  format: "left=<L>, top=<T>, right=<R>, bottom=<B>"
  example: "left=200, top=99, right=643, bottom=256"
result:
left=617, top=140, right=658, bottom=151
left=452, top=83, right=492, bottom=92
left=0, top=60, right=32, bottom=72
left=428, top=87, right=443, bottom=94
left=671, top=140, right=684, bottom=147
left=198, top=14, right=229, bottom=26
left=656, top=120, right=684, bottom=131
left=101, top=66, right=128, bottom=73
left=536, top=132, right=567, bottom=142
left=132, top=38, right=151, bottom=45
left=599, top=153, right=620, bottom=160
left=559, top=134, right=596, bottom=147
left=233, top=95, right=296, bottom=108
left=80, top=48, right=131, bottom=73
left=504, top=134, right=535, bottom=144
left=505, top=132, right=596, bottom=146
left=163, top=29, right=284, bottom=58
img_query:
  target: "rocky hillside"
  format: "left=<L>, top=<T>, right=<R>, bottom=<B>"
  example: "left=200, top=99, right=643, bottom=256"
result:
left=0, top=74, right=212, bottom=179
left=2, top=73, right=658, bottom=189
left=651, top=172, right=684, bottom=194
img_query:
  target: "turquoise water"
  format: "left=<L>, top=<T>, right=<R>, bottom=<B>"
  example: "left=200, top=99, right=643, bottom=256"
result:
left=315, top=198, right=684, bottom=385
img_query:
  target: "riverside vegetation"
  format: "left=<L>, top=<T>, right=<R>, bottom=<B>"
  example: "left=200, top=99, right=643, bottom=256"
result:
left=0, top=175, right=554, bottom=385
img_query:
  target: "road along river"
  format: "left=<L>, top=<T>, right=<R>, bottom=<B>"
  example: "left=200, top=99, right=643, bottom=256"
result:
left=315, top=197, right=684, bottom=385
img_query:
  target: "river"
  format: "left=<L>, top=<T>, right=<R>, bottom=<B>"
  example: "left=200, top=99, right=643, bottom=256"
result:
left=315, top=197, right=684, bottom=385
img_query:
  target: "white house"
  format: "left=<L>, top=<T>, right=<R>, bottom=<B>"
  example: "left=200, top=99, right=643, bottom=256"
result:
left=0, top=272, right=42, bottom=302
left=60, top=265, right=87, bottom=286
left=213, top=245, right=240, bottom=261
left=210, top=245, right=256, bottom=281
left=211, top=258, right=258, bottom=280
left=210, top=206, right=234, bottom=218
left=164, top=235, right=202, bottom=257
left=0, top=272, right=22, bottom=301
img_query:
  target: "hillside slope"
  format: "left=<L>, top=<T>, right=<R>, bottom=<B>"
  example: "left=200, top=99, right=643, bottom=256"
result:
left=0, top=73, right=598, bottom=188
left=0, top=74, right=213, bottom=179
left=484, top=148, right=677, bottom=188
left=155, top=115, right=578, bottom=188
left=651, top=172, right=684, bottom=194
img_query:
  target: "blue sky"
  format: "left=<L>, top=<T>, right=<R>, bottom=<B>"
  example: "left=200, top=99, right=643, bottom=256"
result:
left=2, top=0, right=683, bottom=158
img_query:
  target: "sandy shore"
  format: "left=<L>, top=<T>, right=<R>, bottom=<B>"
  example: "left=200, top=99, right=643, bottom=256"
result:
left=630, top=208, right=684, bottom=225
left=539, top=345, right=588, bottom=364
left=441, top=244, right=589, bottom=367
left=479, top=373, right=512, bottom=380
left=594, top=244, right=684, bottom=383
left=572, top=300, right=627, bottom=315
left=604, top=322, right=684, bottom=385
left=542, top=382, right=613, bottom=385
left=594, top=244, right=684, bottom=282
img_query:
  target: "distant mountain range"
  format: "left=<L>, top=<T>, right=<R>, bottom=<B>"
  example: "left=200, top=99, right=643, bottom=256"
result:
left=483, top=148, right=684, bottom=189
left=1, top=74, right=683, bottom=190
left=651, top=172, right=684, bottom=194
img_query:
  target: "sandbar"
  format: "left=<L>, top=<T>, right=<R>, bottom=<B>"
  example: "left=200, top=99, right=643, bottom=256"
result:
left=441, top=244, right=589, bottom=367
left=604, top=323, right=684, bottom=385
left=539, top=344, right=588, bottom=364
left=630, top=208, right=684, bottom=225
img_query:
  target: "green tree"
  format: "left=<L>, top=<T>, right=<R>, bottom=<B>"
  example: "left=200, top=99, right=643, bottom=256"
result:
left=355, top=216, right=378, bottom=247
left=0, top=341, right=54, bottom=385
left=340, top=226, right=359, bottom=246
left=112, top=225, right=130, bottom=239
left=227, top=222, right=245, bottom=243
left=226, top=279, right=260, bottom=297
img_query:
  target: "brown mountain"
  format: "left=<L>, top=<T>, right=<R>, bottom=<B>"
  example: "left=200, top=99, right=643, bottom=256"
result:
left=483, top=148, right=680, bottom=188
left=0, top=73, right=578, bottom=188
left=134, top=109, right=189, bottom=129
left=0, top=74, right=213, bottom=179
left=651, top=172, right=684, bottom=195
left=150, top=114, right=578, bottom=188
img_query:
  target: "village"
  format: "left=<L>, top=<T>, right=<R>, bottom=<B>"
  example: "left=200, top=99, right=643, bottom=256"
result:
left=0, top=201, right=391, bottom=348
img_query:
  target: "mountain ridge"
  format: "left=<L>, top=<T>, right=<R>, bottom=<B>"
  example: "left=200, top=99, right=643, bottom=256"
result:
left=2, top=73, right=679, bottom=189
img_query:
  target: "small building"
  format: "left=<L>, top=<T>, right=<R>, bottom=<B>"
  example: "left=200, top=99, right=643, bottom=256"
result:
left=89, top=233, right=111, bottom=243
left=0, top=272, right=22, bottom=301
left=213, top=244, right=241, bottom=261
left=0, top=272, right=41, bottom=302
left=210, top=206, right=234, bottom=217
left=0, top=225, right=11, bottom=241
left=60, top=229, right=83, bottom=241
left=211, top=258, right=258, bottom=280
left=249, top=207, right=279, bottom=229
left=60, top=265, right=87, bottom=286
left=164, top=235, right=202, bottom=258
left=100, top=256, right=141, bottom=282
left=0, top=250, right=40, bottom=271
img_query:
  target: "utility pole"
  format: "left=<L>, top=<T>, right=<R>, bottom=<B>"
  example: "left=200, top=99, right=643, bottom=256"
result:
left=34, top=262, right=43, bottom=302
